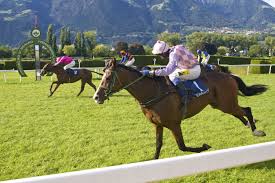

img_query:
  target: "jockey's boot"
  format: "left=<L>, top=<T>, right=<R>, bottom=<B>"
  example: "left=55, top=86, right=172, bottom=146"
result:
left=175, top=82, right=190, bottom=103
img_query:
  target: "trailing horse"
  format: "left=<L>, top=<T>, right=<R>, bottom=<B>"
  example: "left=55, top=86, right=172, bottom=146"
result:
left=41, top=63, right=102, bottom=97
left=93, top=58, right=267, bottom=159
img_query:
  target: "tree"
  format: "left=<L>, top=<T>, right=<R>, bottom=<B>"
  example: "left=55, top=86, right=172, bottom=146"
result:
left=84, top=31, right=97, bottom=51
left=0, top=45, right=12, bottom=58
left=265, top=36, right=275, bottom=56
left=81, top=32, right=87, bottom=56
left=59, top=27, right=66, bottom=55
left=63, top=45, right=76, bottom=56
left=157, top=32, right=182, bottom=46
left=74, top=32, right=82, bottom=56
left=217, top=46, right=229, bottom=56
left=143, top=45, right=153, bottom=55
left=202, top=43, right=217, bottom=55
left=52, top=35, right=58, bottom=54
left=128, top=43, right=145, bottom=55
left=93, top=44, right=111, bottom=57
left=248, top=45, right=263, bottom=57
left=115, top=42, right=128, bottom=53
left=46, top=24, right=53, bottom=46
left=65, top=27, right=71, bottom=45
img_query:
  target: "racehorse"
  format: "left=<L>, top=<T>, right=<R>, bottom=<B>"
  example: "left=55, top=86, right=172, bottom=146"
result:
left=93, top=58, right=267, bottom=159
left=41, top=63, right=102, bottom=97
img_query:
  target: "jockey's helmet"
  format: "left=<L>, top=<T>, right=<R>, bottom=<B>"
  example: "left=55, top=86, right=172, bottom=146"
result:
left=197, top=49, right=202, bottom=55
left=120, top=50, right=126, bottom=55
left=152, top=40, right=169, bottom=55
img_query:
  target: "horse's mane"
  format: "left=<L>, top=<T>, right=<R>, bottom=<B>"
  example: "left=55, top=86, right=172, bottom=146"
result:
left=117, top=64, right=169, bottom=82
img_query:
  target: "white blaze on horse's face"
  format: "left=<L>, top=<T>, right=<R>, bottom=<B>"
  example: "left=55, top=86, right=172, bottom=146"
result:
left=93, top=70, right=111, bottom=104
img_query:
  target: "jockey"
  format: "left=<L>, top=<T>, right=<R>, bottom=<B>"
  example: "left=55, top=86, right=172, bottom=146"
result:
left=54, top=55, right=75, bottom=71
left=119, top=50, right=135, bottom=67
left=197, top=49, right=210, bottom=65
left=141, top=40, right=201, bottom=94
left=197, top=49, right=216, bottom=71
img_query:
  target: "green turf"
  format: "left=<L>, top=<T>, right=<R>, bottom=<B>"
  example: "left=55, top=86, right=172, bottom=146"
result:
left=0, top=72, right=275, bottom=182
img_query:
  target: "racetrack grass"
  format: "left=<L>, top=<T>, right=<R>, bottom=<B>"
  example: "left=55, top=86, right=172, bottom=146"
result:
left=0, top=72, right=275, bottom=182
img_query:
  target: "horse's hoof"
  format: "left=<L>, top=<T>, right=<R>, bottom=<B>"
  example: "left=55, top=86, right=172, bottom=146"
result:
left=253, top=130, right=266, bottom=137
left=203, top=143, right=211, bottom=150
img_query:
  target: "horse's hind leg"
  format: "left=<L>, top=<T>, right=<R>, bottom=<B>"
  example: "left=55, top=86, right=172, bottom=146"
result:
left=154, top=125, right=163, bottom=159
left=242, top=107, right=266, bottom=136
left=232, top=107, right=265, bottom=136
left=170, top=124, right=211, bottom=153
left=77, top=81, right=86, bottom=96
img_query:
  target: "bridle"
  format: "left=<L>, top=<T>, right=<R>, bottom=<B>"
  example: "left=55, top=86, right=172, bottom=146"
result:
left=103, top=68, right=145, bottom=98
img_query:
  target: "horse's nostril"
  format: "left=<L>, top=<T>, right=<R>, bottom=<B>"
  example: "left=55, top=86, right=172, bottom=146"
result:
left=93, top=95, right=99, bottom=100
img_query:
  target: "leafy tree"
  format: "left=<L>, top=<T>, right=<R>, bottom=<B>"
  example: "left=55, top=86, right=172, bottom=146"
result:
left=81, top=32, right=87, bottom=56
left=248, top=45, right=263, bottom=57
left=202, top=43, right=217, bottom=55
left=59, top=27, right=66, bottom=55
left=115, top=42, right=128, bottom=53
left=0, top=45, right=12, bottom=58
left=52, top=35, right=58, bottom=54
left=46, top=24, right=53, bottom=46
left=93, top=44, right=111, bottom=57
left=157, top=32, right=182, bottom=46
left=65, top=27, right=71, bottom=45
left=84, top=31, right=97, bottom=51
left=74, top=32, right=82, bottom=56
left=217, top=46, right=229, bottom=56
left=128, top=43, right=145, bottom=55
left=143, top=45, right=153, bottom=55
left=63, top=45, right=76, bottom=56
left=265, top=36, right=275, bottom=56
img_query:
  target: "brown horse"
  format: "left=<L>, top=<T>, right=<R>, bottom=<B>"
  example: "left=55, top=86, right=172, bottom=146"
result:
left=41, top=63, right=102, bottom=97
left=93, top=58, right=267, bottom=159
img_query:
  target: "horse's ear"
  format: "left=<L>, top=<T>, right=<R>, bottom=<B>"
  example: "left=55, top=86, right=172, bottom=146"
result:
left=110, top=57, right=117, bottom=68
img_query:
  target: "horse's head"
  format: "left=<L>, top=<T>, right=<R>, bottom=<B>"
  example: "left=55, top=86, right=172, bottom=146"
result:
left=41, top=63, right=54, bottom=76
left=93, top=58, right=123, bottom=104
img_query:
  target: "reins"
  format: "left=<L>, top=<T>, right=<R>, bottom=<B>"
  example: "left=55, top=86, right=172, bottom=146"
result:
left=105, top=67, right=176, bottom=107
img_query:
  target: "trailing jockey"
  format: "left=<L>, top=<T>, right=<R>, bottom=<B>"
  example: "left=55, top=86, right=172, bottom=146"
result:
left=54, top=55, right=77, bottom=76
left=119, top=50, right=136, bottom=67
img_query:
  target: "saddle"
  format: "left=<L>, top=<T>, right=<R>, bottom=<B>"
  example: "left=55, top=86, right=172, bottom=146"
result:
left=177, top=78, right=209, bottom=98
left=66, top=68, right=79, bottom=76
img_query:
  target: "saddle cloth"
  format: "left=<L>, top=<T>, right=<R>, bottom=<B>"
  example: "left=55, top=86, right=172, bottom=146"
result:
left=66, top=68, right=79, bottom=76
left=179, top=78, right=209, bottom=97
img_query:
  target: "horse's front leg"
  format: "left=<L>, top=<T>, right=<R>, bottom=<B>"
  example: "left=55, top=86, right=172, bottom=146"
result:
left=49, top=81, right=58, bottom=97
left=154, top=125, right=163, bottom=159
left=49, top=82, right=61, bottom=97
left=170, top=123, right=211, bottom=153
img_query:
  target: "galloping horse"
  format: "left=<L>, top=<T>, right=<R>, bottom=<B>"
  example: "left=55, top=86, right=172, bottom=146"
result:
left=41, top=63, right=102, bottom=97
left=93, top=58, right=267, bottom=159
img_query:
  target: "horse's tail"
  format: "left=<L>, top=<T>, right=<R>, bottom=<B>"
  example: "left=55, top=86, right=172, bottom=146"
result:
left=231, top=74, right=268, bottom=96
left=90, top=70, right=103, bottom=76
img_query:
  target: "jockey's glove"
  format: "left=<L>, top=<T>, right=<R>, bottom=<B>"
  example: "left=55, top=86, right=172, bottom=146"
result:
left=140, top=70, right=155, bottom=76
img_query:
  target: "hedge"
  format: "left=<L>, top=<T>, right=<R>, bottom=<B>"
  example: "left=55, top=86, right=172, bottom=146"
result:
left=0, top=60, right=107, bottom=70
left=209, top=56, right=251, bottom=65
left=132, top=55, right=168, bottom=67
left=250, top=59, right=273, bottom=74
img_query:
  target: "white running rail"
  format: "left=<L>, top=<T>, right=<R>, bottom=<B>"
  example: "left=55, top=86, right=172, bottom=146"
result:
left=2, top=141, right=275, bottom=183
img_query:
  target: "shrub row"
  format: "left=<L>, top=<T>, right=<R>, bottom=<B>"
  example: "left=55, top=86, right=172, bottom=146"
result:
left=0, top=60, right=106, bottom=70
left=208, top=56, right=251, bottom=65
